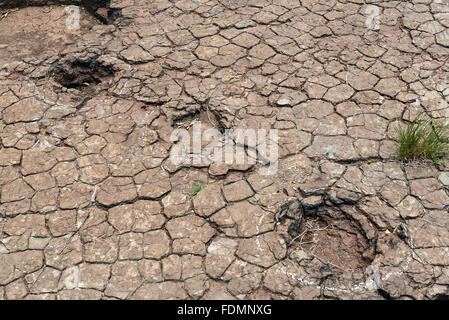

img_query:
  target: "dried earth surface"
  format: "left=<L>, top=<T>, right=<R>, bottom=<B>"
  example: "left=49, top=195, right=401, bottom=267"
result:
left=1, top=0, right=449, bottom=300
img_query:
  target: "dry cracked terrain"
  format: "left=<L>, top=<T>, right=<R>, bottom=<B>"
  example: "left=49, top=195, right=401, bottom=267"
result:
left=1, top=0, right=449, bottom=300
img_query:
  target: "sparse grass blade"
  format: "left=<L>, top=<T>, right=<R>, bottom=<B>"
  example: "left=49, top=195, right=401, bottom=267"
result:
left=189, top=183, right=205, bottom=196
left=394, top=114, right=449, bottom=164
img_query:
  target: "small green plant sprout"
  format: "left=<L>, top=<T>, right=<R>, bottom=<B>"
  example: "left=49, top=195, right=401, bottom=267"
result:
left=35, top=72, right=56, bottom=81
left=189, top=183, right=205, bottom=196
left=394, top=114, right=449, bottom=165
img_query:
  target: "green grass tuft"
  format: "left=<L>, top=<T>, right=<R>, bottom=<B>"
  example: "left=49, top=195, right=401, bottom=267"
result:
left=189, top=183, right=205, bottom=196
left=394, top=114, right=449, bottom=165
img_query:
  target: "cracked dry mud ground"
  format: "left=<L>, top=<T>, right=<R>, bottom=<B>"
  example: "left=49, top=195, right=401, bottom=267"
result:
left=1, top=0, right=449, bottom=300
